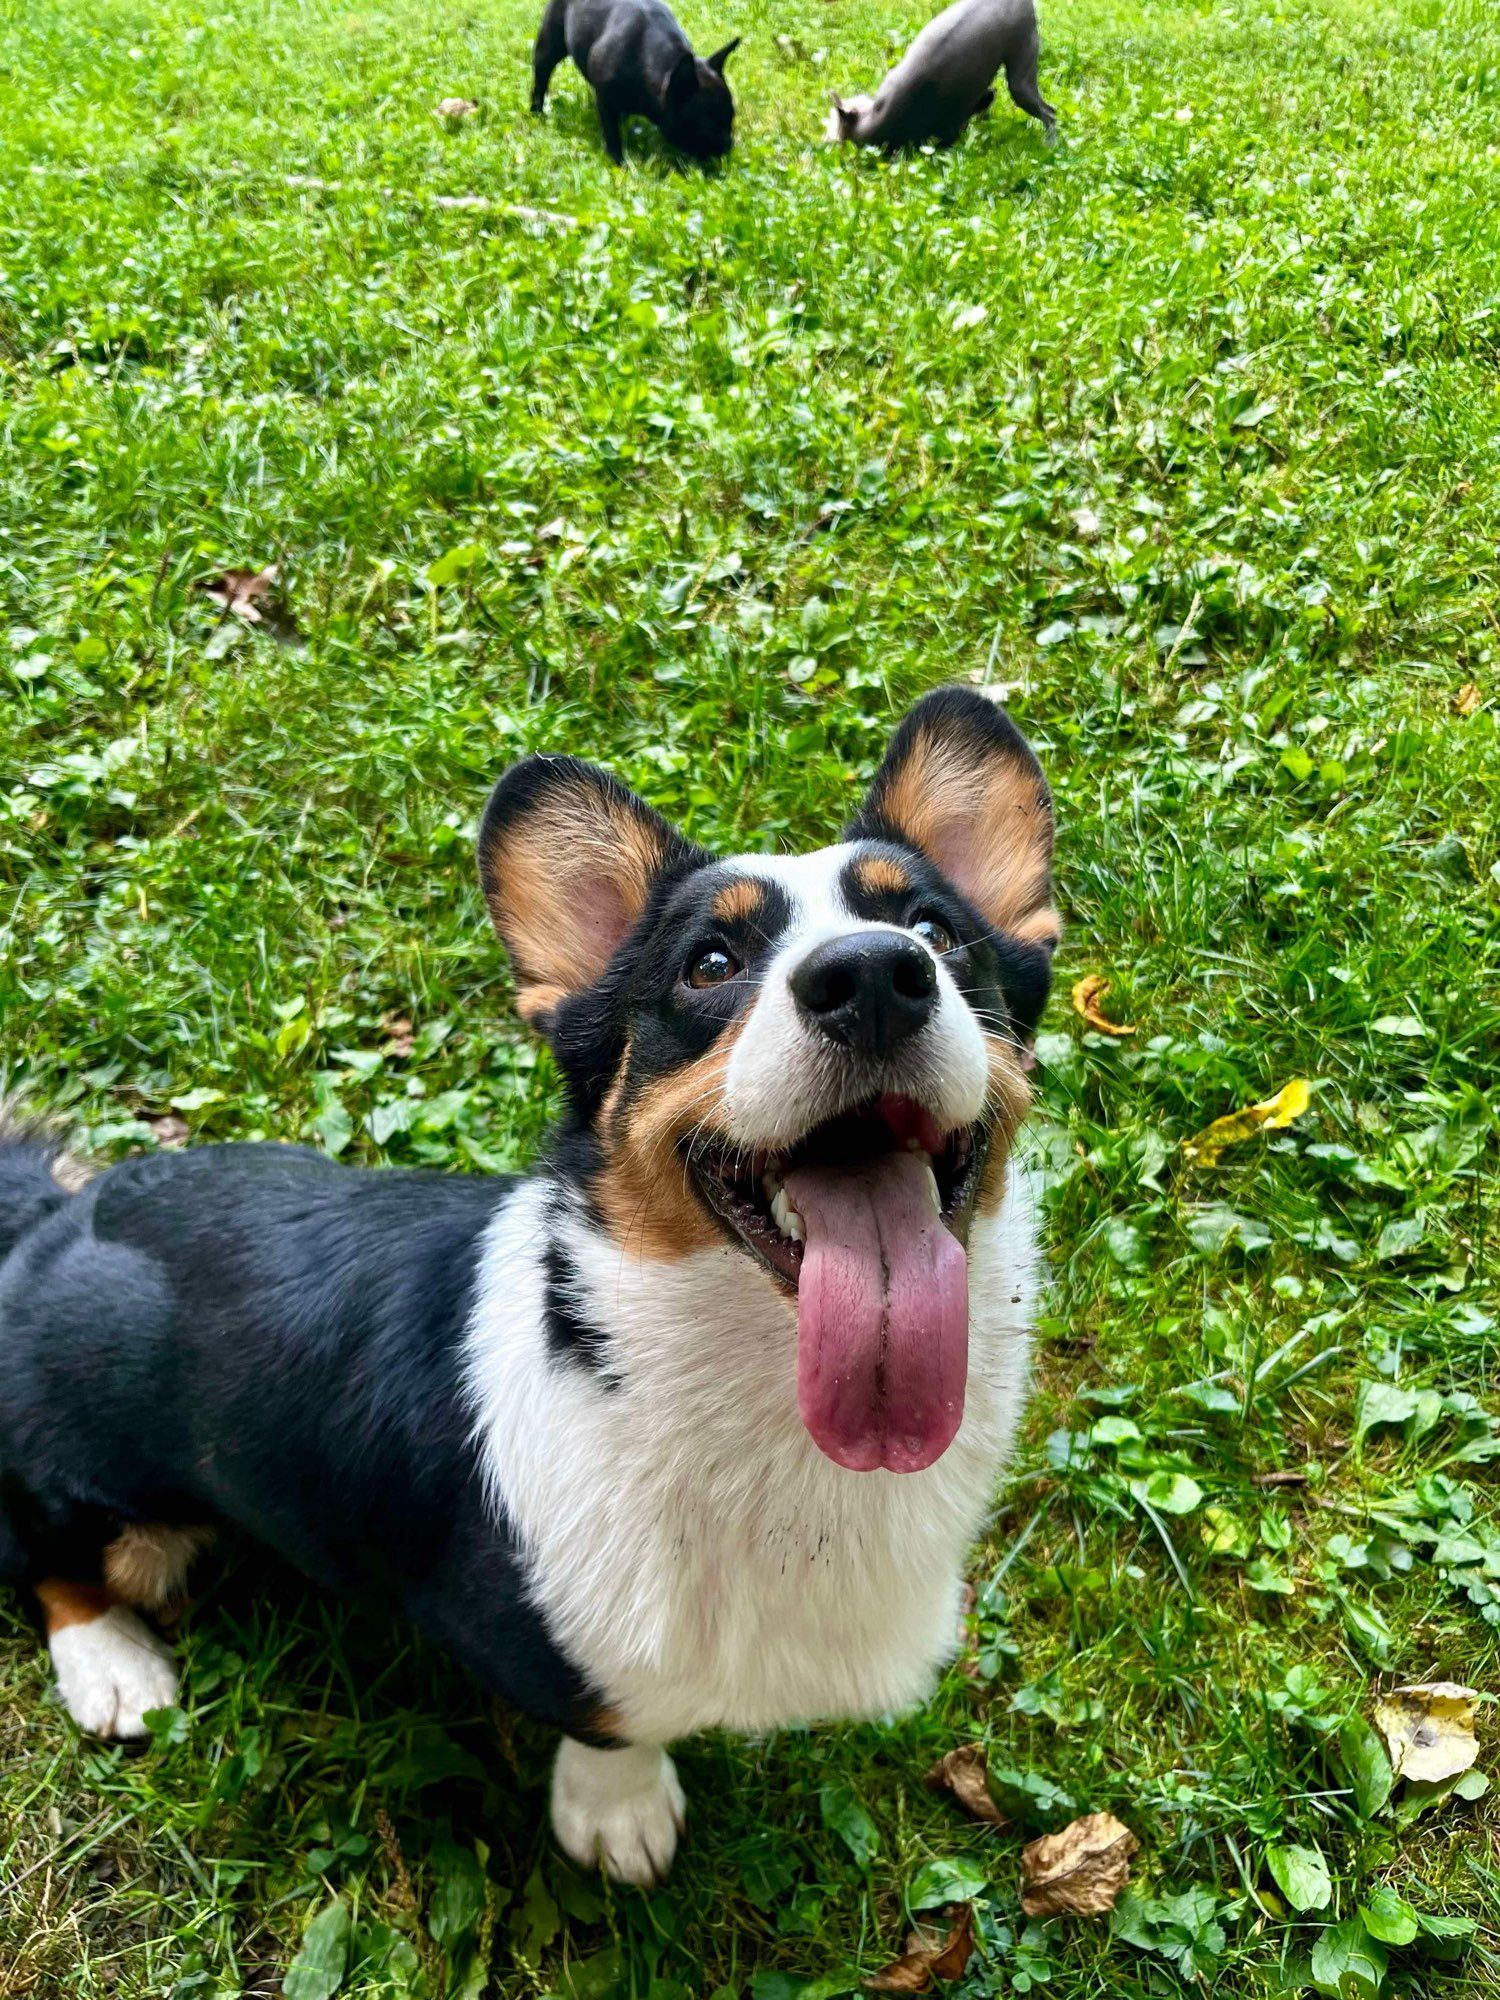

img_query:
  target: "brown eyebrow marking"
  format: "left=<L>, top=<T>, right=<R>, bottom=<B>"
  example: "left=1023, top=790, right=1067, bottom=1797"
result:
left=710, top=877, right=766, bottom=925
left=854, top=854, right=912, bottom=898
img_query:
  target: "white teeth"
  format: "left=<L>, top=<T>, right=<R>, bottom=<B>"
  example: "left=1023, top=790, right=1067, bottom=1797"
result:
left=905, top=1137, right=925, bottom=1153
left=760, top=1168, right=803, bottom=1242
left=770, top=1184, right=806, bottom=1243
left=920, top=1160, right=941, bottom=1215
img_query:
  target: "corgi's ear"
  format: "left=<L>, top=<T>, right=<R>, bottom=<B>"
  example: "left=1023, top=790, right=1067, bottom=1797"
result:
left=706, top=36, right=741, bottom=73
left=479, top=758, right=707, bottom=1033
left=847, top=689, right=1060, bottom=951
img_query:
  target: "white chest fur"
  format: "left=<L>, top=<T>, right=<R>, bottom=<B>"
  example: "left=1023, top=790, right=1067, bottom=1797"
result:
left=463, top=1175, right=1037, bottom=1746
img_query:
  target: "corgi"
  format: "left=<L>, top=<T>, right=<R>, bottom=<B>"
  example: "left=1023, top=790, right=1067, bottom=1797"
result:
left=0, top=687, right=1058, bottom=1884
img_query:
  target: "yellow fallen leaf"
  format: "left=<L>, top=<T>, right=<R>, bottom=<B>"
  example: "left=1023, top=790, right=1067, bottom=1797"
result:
left=1374, top=1682, right=1479, bottom=1784
left=1454, top=683, right=1482, bottom=717
left=1180, top=1078, right=1314, bottom=1168
left=1071, top=974, right=1135, bottom=1036
left=1019, top=1811, right=1138, bottom=1918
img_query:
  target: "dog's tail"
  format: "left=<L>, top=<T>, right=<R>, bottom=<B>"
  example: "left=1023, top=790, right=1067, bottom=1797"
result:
left=0, top=1107, right=82, bottom=1261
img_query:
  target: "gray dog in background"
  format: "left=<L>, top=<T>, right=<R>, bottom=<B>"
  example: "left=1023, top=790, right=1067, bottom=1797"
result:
left=826, top=0, right=1054, bottom=150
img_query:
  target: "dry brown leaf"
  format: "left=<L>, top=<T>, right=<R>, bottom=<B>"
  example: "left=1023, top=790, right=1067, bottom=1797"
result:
left=924, top=1744, right=1007, bottom=1827
left=435, top=96, right=478, bottom=117
left=203, top=567, right=277, bottom=623
left=865, top=1953, right=930, bottom=1995
left=1454, top=683, right=1482, bottom=717
left=1071, top=974, right=1136, bottom=1037
left=866, top=1906, right=975, bottom=1993
left=923, top=1907, right=975, bottom=1981
left=201, top=565, right=301, bottom=646
left=381, top=1011, right=415, bottom=1057
left=1374, top=1682, right=1480, bottom=1784
left=1019, top=1812, right=1138, bottom=1918
left=143, top=1112, right=190, bottom=1149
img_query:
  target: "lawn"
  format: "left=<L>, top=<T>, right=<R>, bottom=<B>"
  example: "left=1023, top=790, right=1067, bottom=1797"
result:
left=3, top=0, right=1500, bottom=1992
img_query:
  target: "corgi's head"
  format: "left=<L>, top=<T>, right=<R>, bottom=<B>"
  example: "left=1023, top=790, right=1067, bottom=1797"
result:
left=478, top=689, right=1058, bottom=1474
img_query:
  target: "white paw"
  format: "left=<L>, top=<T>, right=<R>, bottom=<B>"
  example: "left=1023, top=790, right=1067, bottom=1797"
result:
left=551, top=1737, right=686, bottom=1886
left=50, top=1606, right=179, bottom=1739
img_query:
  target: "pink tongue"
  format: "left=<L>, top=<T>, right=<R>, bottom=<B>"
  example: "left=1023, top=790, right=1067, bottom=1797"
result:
left=785, top=1149, right=968, bottom=1474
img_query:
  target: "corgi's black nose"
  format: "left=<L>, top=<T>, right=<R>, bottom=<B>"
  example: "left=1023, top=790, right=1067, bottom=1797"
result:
left=790, top=932, right=938, bottom=1057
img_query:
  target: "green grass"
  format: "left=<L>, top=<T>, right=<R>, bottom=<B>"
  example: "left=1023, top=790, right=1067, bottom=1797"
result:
left=3, top=0, right=1500, bottom=1992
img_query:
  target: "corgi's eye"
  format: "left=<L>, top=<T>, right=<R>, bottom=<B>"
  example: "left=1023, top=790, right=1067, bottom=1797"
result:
left=686, top=945, right=742, bottom=988
left=912, top=914, right=957, bottom=955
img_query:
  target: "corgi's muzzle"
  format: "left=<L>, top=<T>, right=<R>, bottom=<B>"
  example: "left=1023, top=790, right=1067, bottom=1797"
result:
left=679, top=895, right=1008, bottom=1478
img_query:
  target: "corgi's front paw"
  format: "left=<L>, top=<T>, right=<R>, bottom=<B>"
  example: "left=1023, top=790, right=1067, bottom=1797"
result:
left=50, top=1605, right=178, bottom=1739
left=551, top=1736, right=686, bottom=1886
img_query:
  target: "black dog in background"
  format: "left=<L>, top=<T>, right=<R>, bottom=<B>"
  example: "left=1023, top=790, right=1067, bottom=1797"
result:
left=532, top=0, right=740, bottom=164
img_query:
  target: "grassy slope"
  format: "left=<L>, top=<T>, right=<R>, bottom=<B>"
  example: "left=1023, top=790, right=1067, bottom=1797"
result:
left=2, top=0, right=1499, bottom=1992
